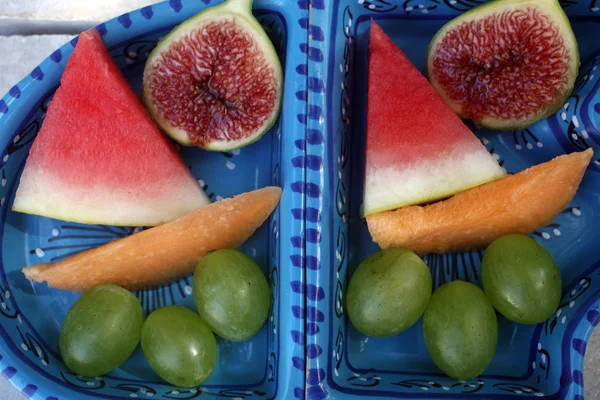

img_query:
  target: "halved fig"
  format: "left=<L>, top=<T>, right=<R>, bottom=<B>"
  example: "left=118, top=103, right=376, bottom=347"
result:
left=427, top=0, right=579, bottom=130
left=143, top=0, right=283, bottom=151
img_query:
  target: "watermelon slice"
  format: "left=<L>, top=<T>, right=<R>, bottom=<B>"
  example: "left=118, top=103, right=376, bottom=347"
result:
left=363, top=23, right=506, bottom=216
left=13, top=29, right=210, bottom=226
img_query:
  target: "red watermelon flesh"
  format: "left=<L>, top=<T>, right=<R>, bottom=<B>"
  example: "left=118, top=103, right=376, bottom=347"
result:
left=13, top=29, right=210, bottom=226
left=363, top=22, right=505, bottom=216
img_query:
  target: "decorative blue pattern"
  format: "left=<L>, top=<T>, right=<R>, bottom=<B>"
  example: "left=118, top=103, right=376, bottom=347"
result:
left=305, top=0, right=600, bottom=399
left=0, top=0, right=307, bottom=399
left=2, top=0, right=599, bottom=398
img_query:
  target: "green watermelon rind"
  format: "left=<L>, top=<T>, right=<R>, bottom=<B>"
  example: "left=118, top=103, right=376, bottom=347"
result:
left=142, top=0, right=283, bottom=152
left=426, top=0, right=579, bottom=131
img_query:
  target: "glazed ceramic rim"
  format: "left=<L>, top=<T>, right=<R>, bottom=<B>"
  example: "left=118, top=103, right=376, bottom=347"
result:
left=0, top=0, right=310, bottom=399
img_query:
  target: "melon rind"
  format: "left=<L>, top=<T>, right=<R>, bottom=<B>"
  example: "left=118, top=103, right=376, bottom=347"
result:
left=22, top=187, right=282, bottom=292
left=426, top=0, right=579, bottom=130
left=142, top=0, right=283, bottom=151
left=367, top=149, right=592, bottom=254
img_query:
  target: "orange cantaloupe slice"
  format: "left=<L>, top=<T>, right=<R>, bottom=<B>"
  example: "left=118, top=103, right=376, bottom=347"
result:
left=23, top=186, right=281, bottom=291
left=367, top=150, right=592, bottom=254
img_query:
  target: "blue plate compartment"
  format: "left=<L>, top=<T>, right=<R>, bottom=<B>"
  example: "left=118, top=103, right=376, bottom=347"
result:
left=305, top=1, right=600, bottom=399
left=0, top=0, right=308, bottom=399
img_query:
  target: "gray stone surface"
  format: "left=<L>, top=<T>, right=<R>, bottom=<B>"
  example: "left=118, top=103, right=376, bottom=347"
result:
left=585, top=328, right=600, bottom=399
left=0, top=0, right=161, bottom=34
left=0, top=35, right=74, bottom=96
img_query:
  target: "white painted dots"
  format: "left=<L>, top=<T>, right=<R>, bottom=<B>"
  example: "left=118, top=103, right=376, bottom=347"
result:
left=35, top=248, right=45, bottom=258
left=52, top=228, right=59, bottom=236
left=572, top=115, right=580, bottom=128
left=582, top=279, right=590, bottom=288
left=184, top=285, right=193, bottom=295
left=582, top=130, right=589, bottom=139
left=225, top=161, right=236, bottom=170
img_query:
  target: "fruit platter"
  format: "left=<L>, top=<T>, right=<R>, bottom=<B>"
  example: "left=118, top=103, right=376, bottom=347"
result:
left=0, top=0, right=599, bottom=399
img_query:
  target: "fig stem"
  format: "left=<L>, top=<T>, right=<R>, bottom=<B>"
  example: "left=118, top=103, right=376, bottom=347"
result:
left=223, top=0, right=253, bottom=13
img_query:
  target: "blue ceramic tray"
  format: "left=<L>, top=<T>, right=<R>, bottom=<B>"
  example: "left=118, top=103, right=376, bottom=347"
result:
left=305, top=1, right=600, bottom=399
left=0, top=0, right=309, bottom=399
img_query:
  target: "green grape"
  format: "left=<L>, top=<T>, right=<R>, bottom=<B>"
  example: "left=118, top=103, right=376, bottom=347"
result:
left=423, top=280, right=498, bottom=380
left=60, top=284, right=144, bottom=376
left=141, top=306, right=216, bottom=387
left=193, top=249, right=271, bottom=342
left=346, top=247, right=432, bottom=337
left=483, top=234, right=562, bottom=324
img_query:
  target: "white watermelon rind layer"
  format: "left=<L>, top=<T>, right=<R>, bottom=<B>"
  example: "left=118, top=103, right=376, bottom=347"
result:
left=363, top=147, right=506, bottom=216
left=142, top=0, right=284, bottom=152
left=12, top=167, right=210, bottom=227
